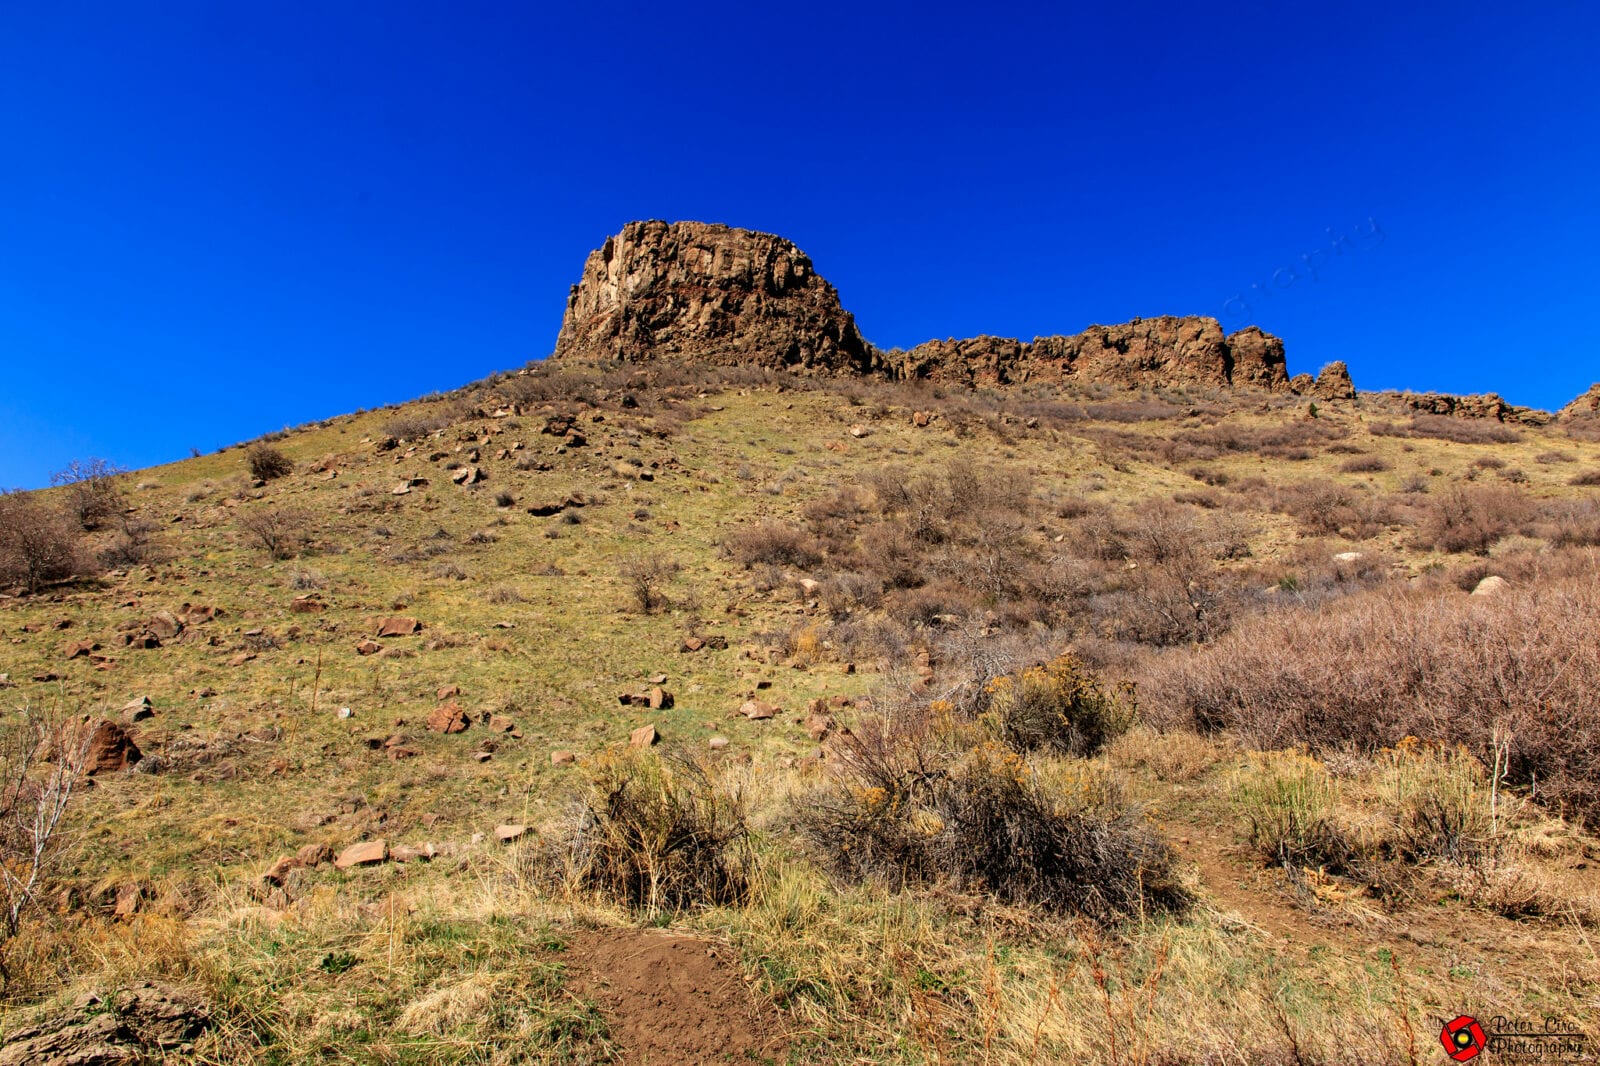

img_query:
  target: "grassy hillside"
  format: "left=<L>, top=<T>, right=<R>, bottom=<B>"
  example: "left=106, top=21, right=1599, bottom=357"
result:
left=2, top=361, right=1598, bottom=1064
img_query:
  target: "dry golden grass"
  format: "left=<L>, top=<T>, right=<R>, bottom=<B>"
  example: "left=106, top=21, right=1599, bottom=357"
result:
left=3, top=365, right=1600, bottom=1062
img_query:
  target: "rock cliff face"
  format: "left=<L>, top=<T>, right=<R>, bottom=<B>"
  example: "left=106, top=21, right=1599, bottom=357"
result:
left=553, top=221, right=1299, bottom=393
left=1560, top=384, right=1600, bottom=421
left=883, top=318, right=1288, bottom=391
left=553, top=220, right=874, bottom=373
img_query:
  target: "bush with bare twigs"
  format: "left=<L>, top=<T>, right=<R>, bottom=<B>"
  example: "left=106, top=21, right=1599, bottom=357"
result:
left=618, top=553, right=680, bottom=613
left=1144, top=564, right=1600, bottom=823
left=236, top=506, right=311, bottom=560
left=0, top=492, right=88, bottom=593
left=0, top=706, right=91, bottom=970
left=245, top=443, right=295, bottom=481
left=50, top=457, right=125, bottom=531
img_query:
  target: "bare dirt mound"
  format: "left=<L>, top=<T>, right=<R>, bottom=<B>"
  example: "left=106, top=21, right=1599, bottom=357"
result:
left=569, top=929, right=788, bottom=1065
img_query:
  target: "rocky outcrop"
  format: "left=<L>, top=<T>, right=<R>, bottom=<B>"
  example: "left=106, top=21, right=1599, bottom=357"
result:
left=1311, top=361, right=1357, bottom=400
left=553, top=221, right=1293, bottom=391
left=553, top=220, right=874, bottom=373
left=883, top=317, right=1289, bottom=391
left=1375, top=391, right=1550, bottom=424
left=1560, top=384, right=1600, bottom=420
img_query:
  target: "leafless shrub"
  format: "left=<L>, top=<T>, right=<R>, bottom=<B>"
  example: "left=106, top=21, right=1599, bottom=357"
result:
left=1338, top=455, right=1391, bottom=474
left=0, top=706, right=91, bottom=955
left=1415, top=485, right=1533, bottom=554
left=721, top=522, right=824, bottom=569
left=1370, top=416, right=1523, bottom=445
left=1274, top=482, right=1400, bottom=540
left=1569, top=470, right=1600, bottom=487
left=1143, top=564, right=1600, bottom=823
left=50, top=458, right=125, bottom=531
left=1536, top=450, right=1576, bottom=465
left=236, top=506, right=310, bottom=560
left=245, top=444, right=294, bottom=481
left=619, top=553, right=679, bottom=613
left=486, top=584, right=524, bottom=605
left=0, top=493, right=88, bottom=593
left=99, top=513, right=163, bottom=568
left=381, top=410, right=456, bottom=441
left=430, top=561, right=468, bottom=581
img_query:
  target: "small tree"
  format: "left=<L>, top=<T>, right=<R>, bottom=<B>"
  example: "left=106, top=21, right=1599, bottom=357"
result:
left=50, top=457, right=125, bottom=531
left=0, top=492, right=86, bottom=593
left=237, top=506, right=310, bottom=560
left=0, top=706, right=90, bottom=958
left=246, top=444, right=295, bottom=481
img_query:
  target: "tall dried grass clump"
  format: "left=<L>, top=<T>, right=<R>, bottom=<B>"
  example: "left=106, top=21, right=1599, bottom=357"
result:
left=544, top=748, right=754, bottom=916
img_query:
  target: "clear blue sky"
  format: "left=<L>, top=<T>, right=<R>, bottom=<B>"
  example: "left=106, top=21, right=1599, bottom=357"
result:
left=2, top=2, right=1597, bottom=488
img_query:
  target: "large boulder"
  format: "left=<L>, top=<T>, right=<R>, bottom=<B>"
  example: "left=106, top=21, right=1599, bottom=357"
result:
left=553, top=220, right=875, bottom=374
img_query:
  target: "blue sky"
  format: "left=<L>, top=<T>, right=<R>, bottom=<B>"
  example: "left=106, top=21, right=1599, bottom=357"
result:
left=2, top=1, right=1596, bottom=488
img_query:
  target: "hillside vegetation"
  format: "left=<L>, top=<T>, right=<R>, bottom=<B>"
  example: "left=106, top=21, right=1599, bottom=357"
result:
left=3, top=358, right=1599, bottom=1064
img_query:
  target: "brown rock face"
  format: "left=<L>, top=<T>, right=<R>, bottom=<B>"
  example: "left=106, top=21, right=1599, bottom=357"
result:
left=84, top=719, right=142, bottom=775
left=427, top=702, right=470, bottom=734
left=885, top=317, right=1288, bottom=391
left=552, top=221, right=1296, bottom=393
left=553, top=220, right=874, bottom=373
left=1311, top=361, right=1357, bottom=400
left=1561, top=383, right=1600, bottom=420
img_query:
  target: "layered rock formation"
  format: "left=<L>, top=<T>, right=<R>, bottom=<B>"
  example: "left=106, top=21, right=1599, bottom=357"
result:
left=553, top=220, right=873, bottom=373
left=882, top=318, right=1288, bottom=391
left=1560, top=384, right=1600, bottom=421
left=552, top=221, right=1311, bottom=394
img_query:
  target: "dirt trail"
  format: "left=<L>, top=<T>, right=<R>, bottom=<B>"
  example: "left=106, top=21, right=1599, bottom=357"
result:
left=569, top=929, right=789, bottom=1065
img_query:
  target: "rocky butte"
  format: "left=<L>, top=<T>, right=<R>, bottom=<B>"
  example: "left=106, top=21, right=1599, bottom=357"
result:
left=552, top=219, right=1355, bottom=395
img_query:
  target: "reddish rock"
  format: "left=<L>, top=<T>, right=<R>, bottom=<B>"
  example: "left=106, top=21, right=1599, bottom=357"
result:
left=739, top=700, right=777, bottom=721
left=680, top=636, right=705, bottom=653
left=911, top=410, right=933, bottom=427
left=494, top=824, right=529, bottom=843
left=63, top=639, right=99, bottom=660
left=629, top=724, right=659, bottom=748
left=113, top=883, right=143, bottom=918
left=262, top=856, right=296, bottom=886
left=355, top=640, right=382, bottom=656
left=427, top=702, right=470, bottom=734
left=550, top=750, right=576, bottom=766
left=295, top=842, right=334, bottom=868
left=647, top=686, right=673, bottom=710
left=487, top=714, right=515, bottom=733
left=375, top=616, right=422, bottom=638
left=437, top=684, right=461, bottom=699
left=145, top=611, right=183, bottom=641
left=804, top=713, right=835, bottom=742
left=289, top=596, right=325, bottom=613
left=333, top=840, right=387, bottom=870
left=84, top=719, right=142, bottom=775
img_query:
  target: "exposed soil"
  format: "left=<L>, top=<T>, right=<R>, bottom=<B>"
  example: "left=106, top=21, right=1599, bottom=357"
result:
left=568, top=929, right=788, bottom=1065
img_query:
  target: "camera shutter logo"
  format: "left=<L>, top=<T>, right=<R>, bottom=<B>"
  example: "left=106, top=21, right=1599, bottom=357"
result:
left=1440, top=1016, right=1487, bottom=1062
